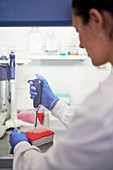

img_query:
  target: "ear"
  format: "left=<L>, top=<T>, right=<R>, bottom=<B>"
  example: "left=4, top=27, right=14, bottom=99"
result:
left=89, top=9, right=104, bottom=31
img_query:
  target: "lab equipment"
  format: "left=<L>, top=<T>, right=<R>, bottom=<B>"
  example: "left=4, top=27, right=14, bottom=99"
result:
left=69, top=33, right=78, bottom=55
left=58, top=33, right=66, bottom=56
left=17, top=110, right=44, bottom=125
left=0, top=55, right=9, bottom=113
left=25, top=126, right=54, bottom=147
left=28, top=27, right=42, bottom=54
left=0, top=56, right=9, bottom=138
left=9, top=52, right=16, bottom=119
left=5, top=52, right=34, bottom=129
left=29, top=74, right=42, bottom=129
left=25, top=75, right=55, bottom=147
left=33, top=75, right=42, bottom=129
left=5, top=52, right=18, bottom=128
left=45, top=30, right=57, bottom=55
left=29, top=75, right=59, bottom=111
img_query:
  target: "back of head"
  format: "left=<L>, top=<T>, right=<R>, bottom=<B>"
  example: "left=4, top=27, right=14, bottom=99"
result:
left=72, top=0, right=113, bottom=24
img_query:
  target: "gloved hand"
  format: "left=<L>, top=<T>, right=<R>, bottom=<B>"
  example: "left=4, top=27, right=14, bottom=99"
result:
left=29, top=75, right=59, bottom=111
left=9, top=129, right=28, bottom=150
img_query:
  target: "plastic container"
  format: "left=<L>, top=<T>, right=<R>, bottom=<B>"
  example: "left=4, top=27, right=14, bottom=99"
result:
left=17, top=110, right=44, bottom=125
left=28, top=27, right=42, bottom=54
left=58, top=34, right=66, bottom=56
left=70, top=33, right=78, bottom=55
left=45, top=30, right=57, bottom=55
left=25, top=125, right=55, bottom=147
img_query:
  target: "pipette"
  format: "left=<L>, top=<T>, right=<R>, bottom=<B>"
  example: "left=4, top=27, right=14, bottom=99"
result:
left=32, top=75, right=42, bottom=130
left=26, top=75, right=55, bottom=148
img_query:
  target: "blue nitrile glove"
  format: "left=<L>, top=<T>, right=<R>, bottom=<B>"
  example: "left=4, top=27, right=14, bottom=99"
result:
left=9, top=129, right=28, bottom=150
left=29, top=75, right=59, bottom=111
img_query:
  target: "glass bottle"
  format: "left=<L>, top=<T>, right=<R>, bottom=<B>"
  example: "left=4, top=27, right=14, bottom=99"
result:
left=45, top=30, right=57, bottom=55
left=28, top=27, right=42, bottom=54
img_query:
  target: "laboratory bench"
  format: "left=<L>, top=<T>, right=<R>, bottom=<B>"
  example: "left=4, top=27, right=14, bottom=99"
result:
left=0, top=130, right=13, bottom=170
left=0, top=119, right=67, bottom=170
left=0, top=129, right=54, bottom=170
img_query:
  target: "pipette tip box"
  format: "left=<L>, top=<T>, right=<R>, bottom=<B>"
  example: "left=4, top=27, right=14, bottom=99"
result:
left=25, top=126, right=55, bottom=147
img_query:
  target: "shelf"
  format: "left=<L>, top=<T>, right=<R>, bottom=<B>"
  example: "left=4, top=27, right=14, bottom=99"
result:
left=0, top=59, right=31, bottom=65
left=16, top=60, right=31, bottom=65
left=0, top=56, right=87, bottom=64
left=28, top=55, right=87, bottom=60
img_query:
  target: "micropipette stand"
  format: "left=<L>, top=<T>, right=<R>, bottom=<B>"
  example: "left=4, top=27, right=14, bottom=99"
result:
left=0, top=56, right=9, bottom=122
left=5, top=51, right=33, bottom=129
left=0, top=56, right=9, bottom=138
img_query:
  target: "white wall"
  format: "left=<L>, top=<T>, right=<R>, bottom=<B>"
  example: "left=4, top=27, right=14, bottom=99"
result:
left=0, top=27, right=111, bottom=110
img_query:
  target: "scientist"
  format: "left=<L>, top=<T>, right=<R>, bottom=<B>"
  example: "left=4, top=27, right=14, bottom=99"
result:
left=9, top=0, right=113, bottom=169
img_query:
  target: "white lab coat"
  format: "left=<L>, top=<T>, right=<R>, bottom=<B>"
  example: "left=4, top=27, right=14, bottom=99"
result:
left=13, top=73, right=113, bottom=170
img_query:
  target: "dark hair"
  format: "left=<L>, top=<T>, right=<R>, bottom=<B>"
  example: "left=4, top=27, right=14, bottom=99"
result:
left=72, top=0, right=113, bottom=24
